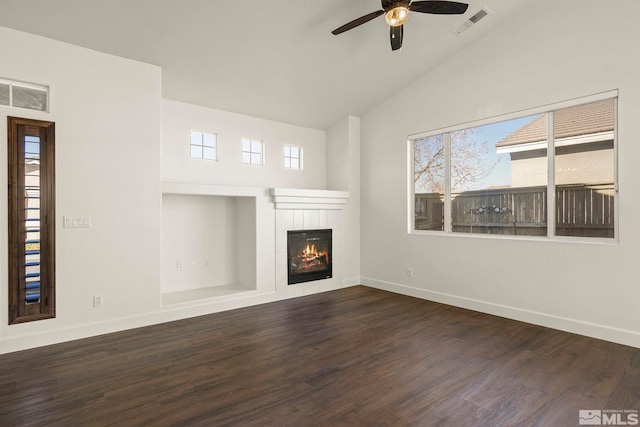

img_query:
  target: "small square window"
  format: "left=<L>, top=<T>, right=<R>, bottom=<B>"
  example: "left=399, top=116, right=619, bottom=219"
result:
left=190, top=131, right=217, bottom=160
left=284, top=144, right=302, bottom=170
left=242, top=139, right=264, bottom=165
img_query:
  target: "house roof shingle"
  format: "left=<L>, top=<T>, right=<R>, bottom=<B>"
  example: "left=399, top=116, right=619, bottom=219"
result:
left=496, top=99, right=614, bottom=148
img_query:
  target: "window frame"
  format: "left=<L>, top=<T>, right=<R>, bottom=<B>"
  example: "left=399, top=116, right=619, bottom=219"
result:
left=7, top=116, right=56, bottom=324
left=283, top=144, right=303, bottom=170
left=0, top=78, right=49, bottom=112
left=241, top=138, right=264, bottom=166
left=189, top=130, right=217, bottom=161
left=408, top=91, right=619, bottom=243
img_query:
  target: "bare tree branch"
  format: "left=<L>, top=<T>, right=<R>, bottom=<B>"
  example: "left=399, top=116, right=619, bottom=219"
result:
left=414, top=128, right=502, bottom=193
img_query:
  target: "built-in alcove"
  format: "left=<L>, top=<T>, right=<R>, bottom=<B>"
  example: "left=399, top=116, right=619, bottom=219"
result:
left=161, top=189, right=257, bottom=305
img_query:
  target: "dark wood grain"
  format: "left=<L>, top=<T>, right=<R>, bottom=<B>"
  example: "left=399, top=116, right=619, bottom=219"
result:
left=1, top=286, right=638, bottom=426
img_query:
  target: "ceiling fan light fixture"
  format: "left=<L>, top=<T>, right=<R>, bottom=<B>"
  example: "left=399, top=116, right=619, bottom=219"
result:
left=384, top=6, right=410, bottom=27
left=331, top=1, right=468, bottom=51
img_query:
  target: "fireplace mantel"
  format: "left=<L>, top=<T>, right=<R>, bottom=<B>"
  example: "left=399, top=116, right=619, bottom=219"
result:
left=270, top=188, right=349, bottom=210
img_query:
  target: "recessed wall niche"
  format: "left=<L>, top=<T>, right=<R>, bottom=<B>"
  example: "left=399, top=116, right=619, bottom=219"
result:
left=161, top=192, right=256, bottom=305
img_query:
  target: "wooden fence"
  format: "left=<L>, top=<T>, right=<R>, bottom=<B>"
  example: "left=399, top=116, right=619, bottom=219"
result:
left=415, top=183, right=614, bottom=237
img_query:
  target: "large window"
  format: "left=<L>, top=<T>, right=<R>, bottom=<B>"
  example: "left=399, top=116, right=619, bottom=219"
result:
left=411, top=95, right=616, bottom=240
left=8, top=117, right=56, bottom=324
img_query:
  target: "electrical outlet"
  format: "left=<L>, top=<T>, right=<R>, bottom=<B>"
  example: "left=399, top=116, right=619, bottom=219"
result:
left=93, top=295, right=103, bottom=308
left=407, top=268, right=413, bottom=278
left=177, top=261, right=184, bottom=271
left=190, top=260, right=197, bottom=270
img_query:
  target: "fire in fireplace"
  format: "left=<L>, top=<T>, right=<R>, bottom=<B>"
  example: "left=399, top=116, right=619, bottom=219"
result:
left=287, top=229, right=332, bottom=285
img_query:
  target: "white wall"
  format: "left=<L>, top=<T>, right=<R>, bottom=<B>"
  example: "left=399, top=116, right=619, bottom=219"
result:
left=162, top=194, right=239, bottom=293
left=161, top=194, right=258, bottom=294
left=234, top=197, right=257, bottom=290
left=162, top=99, right=326, bottom=189
left=0, top=27, right=163, bottom=350
left=360, top=0, right=640, bottom=348
left=327, top=116, right=361, bottom=286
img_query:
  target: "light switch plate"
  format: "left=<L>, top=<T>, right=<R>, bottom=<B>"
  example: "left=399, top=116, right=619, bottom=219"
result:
left=63, top=216, right=92, bottom=228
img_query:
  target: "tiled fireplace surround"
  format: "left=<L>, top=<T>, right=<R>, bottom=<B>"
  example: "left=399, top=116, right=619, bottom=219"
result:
left=272, top=188, right=349, bottom=296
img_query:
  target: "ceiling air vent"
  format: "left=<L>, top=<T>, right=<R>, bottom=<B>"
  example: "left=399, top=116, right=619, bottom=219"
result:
left=452, top=7, right=490, bottom=35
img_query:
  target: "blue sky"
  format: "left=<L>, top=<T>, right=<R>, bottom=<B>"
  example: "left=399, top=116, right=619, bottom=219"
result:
left=468, top=114, right=538, bottom=189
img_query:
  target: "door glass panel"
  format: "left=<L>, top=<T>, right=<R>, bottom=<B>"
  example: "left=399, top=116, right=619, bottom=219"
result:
left=24, top=135, right=41, bottom=304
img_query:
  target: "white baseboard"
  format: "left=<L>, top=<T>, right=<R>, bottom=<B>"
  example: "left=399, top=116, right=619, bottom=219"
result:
left=5, top=278, right=638, bottom=354
left=361, top=277, right=640, bottom=349
left=0, top=290, right=280, bottom=355
left=342, top=276, right=361, bottom=287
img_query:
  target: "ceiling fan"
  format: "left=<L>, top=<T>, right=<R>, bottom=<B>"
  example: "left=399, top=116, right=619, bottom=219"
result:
left=332, top=0, right=469, bottom=51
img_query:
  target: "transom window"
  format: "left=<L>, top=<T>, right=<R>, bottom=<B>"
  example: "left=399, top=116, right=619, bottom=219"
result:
left=242, top=139, right=264, bottom=165
left=0, top=78, right=49, bottom=112
left=283, top=144, right=302, bottom=169
left=411, top=94, right=617, bottom=240
left=190, top=131, right=217, bottom=160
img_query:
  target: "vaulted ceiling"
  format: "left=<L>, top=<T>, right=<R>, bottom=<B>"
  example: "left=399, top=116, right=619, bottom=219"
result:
left=0, top=0, right=535, bottom=129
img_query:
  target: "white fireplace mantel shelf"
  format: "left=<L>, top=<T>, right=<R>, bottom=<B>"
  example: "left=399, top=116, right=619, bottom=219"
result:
left=270, top=188, right=349, bottom=210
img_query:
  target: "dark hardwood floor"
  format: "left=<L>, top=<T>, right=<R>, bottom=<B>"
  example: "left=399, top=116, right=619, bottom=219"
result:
left=1, top=286, right=638, bottom=426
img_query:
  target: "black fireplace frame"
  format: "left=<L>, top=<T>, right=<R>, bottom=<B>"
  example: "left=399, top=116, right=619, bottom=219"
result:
left=287, top=229, right=332, bottom=285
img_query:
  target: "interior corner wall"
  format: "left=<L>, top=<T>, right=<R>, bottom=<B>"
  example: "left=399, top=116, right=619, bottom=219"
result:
left=327, top=116, right=361, bottom=286
left=359, top=0, right=640, bottom=348
left=0, top=26, right=163, bottom=353
left=326, top=118, right=351, bottom=192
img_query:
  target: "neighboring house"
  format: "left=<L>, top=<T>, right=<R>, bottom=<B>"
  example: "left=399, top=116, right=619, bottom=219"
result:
left=496, top=99, right=615, bottom=187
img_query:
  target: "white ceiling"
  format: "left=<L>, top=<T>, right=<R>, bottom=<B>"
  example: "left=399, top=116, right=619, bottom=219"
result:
left=0, top=0, right=535, bottom=129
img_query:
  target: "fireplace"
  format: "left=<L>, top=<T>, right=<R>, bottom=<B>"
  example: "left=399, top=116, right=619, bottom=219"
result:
left=287, top=229, right=332, bottom=285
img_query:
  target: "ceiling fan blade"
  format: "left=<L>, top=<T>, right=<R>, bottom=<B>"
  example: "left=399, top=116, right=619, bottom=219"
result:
left=390, top=25, right=404, bottom=51
left=332, top=10, right=385, bottom=35
left=409, top=1, right=469, bottom=15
